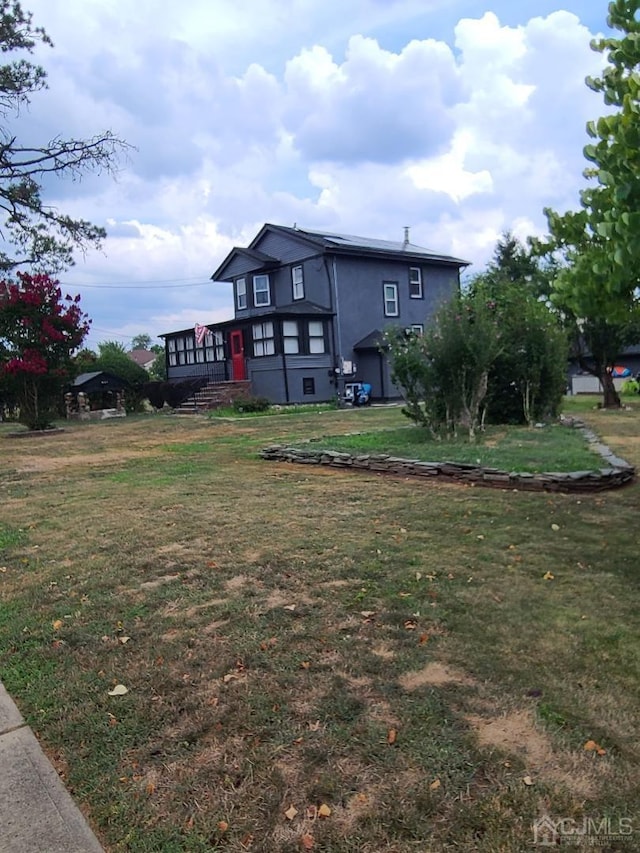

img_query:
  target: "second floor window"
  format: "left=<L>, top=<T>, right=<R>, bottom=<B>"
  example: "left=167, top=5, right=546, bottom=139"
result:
left=253, top=274, right=270, bottom=307
left=236, top=278, right=247, bottom=310
left=292, top=265, right=304, bottom=300
left=409, top=267, right=423, bottom=299
left=384, top=283, right=399, bottom=317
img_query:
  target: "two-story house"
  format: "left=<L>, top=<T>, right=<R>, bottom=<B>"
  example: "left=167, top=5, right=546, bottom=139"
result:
left=162, top=223, right=469, bottom=404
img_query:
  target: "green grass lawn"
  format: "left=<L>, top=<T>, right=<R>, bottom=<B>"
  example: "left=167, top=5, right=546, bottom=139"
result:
left=0, top=398, right=638, bottom=852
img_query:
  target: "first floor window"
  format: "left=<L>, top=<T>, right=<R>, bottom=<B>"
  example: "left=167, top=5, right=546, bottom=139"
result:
left=236, top=278, right=247, bottom=310
left=283, top=320, right=300, bottom=354
left=253, top=274, right=270, bottom=307
left=303, top=377, right=315, bottom=395
left=409, top=267, right=423, bottom=299
left=253, top=321, right=275, bottom=356
left=384, top=282, right=399, bottom=317
left=308, top=320, right=325, bottom=353
left=168, top=338, right=177, bottom=366
left=410, top=324, right=424, bottom=336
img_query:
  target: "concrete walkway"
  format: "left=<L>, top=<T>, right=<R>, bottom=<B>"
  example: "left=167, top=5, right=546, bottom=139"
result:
left=0, top=681, right=104, bottom=853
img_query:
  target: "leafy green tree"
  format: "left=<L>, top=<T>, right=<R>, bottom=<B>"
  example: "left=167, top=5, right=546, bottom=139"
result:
left=537, top=0, right=640, bottom=407
left=0, top=1, right=128, bottom=272
left=149, top=350, right=167, bottom=381
left=130, top=333, right=152, bottom=350
left=0, top=272, right=90, bottom=428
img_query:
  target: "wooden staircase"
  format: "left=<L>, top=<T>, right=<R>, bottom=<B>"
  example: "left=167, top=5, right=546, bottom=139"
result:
left=174, top=380, right=252, bottom=414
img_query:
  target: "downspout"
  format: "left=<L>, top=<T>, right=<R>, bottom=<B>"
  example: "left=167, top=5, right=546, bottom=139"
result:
left=331, top=255, right=345, bottom=404
left=280, top=320, right=290, bottom=403
left=323, top=256, right=341, bottom=398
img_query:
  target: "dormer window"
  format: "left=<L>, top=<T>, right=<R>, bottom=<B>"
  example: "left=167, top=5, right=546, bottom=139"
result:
left=253, top=274, right=271, bottom=307
left=292, top=265, right=304, bottom=300
left=409, top=267, right=423, bottom=299
left=236, top=277, right=247, bottom=310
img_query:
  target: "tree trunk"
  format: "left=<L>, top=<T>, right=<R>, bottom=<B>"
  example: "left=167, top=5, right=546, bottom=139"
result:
left=600, top=369, right=621, bottom=409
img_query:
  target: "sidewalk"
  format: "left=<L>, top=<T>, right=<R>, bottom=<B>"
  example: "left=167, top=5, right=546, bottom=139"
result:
left=0, top=681, right=104, bottom=853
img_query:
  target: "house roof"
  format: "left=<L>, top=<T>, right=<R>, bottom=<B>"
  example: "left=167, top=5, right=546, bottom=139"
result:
left=212, top=222, right=470, bottom=281
left=267, top=224, right=470, bottom=266
left=353, top=329, right=387, bottom=351
left=128, top=348, right=156, bottom=367
left=70, top=371, right=130, bottom=392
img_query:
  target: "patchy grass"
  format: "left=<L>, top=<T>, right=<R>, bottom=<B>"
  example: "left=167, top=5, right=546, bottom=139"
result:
left=302, top=422, right=604, bottom=473
left=208, top=402, right=338, bottom=419
left=0, top=400, right=638, bottom=852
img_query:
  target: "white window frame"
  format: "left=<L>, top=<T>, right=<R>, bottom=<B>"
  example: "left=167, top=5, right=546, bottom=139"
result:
left=384, top=282, right=399, bottom=317
left=282, top=320, right=300, bottom=354
left=292, top=265, right=304, bottom=301
left=253, top=274, right=271, bottom=307
left=252, top=321, right=275, bottom=357
left=236, top=277, right=247, bottom=310
left=308, top=320, right=325, bottom=353
left=410, top=324, right=424, bottom=336
left=409, top=267, right=423, bottom=299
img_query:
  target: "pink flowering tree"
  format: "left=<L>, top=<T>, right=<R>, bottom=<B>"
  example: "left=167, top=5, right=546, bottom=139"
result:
left=0, top=272, right=90, bottom=429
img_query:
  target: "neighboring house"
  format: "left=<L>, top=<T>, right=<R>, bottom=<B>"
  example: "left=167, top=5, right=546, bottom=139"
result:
left=128, top=349, right=156, bottom=371
left=568, top=344, right=640, bottom=394
left=162, top=223, right=469, bottom=404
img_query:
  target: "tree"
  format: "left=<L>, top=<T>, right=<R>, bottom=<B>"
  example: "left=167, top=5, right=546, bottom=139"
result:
left=130, top=333, right=152, bottom=350
left=0, top=1, right=128, bottom=272
left=537, top=0, right=640, bottom=407
left=0, top=271, right=90, bottom=428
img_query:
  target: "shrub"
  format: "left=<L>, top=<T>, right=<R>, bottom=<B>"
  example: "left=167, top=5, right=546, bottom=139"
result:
left=232, top=396, right=270, bottom=413
left=620, top=378, right=639, bottom=396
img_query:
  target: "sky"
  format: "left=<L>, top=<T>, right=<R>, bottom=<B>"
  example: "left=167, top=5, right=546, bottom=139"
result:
left=14, top=0, right=610, bottom=350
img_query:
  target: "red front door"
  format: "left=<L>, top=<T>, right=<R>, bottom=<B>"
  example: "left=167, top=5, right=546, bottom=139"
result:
left=230, top=330, right=246, bottom=380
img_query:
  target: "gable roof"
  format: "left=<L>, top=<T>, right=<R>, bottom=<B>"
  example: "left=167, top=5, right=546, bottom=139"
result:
left=129, top=348, right=156, bottom=367
left=212, top=223, right=470, bottom=281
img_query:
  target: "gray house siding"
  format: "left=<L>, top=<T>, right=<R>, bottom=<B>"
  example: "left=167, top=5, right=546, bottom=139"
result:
left=332, top=254, right=458, bottom=365
left=248, top=353, right=333, bottom=404
left=255, top=231, right=322, bottom=265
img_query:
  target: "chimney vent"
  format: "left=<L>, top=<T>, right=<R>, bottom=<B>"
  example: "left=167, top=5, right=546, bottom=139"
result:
left=403, top=226, right=410, bottom=247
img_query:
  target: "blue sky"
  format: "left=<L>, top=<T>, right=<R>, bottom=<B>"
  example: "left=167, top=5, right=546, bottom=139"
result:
left=17, top=0, right=609, bottom=349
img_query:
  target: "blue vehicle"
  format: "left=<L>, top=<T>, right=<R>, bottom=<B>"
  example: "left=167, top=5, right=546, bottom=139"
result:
left=344, top=382, right=372, bottom=406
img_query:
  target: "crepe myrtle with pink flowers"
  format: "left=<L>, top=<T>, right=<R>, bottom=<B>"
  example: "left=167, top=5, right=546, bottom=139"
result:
left=0, top=272, right=91, bottom=429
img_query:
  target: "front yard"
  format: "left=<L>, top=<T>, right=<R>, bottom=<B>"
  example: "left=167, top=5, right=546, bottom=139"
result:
left=0, top=400, right=638, bottom=851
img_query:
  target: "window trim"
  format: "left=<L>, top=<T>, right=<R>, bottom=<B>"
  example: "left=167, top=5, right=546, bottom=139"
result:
left=409, top=267, right=423, bottom=299
left=253, top=274, right=271, bottom=307
left=383, top=282, right=399, bottom=317
left=236, top=277, right=247, bottom=310
left=292, top=265, right=304, bottom=301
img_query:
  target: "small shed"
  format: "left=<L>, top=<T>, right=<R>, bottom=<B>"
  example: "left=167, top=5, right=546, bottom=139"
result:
left=65, top=371, right=129, bottom=420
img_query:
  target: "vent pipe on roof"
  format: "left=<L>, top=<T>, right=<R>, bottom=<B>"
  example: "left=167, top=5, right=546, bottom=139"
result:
left=403, top=226, right=410, bottom=247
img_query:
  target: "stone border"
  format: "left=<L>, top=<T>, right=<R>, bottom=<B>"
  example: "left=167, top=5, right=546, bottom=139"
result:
left=260, top=420, right=635, bottom=493
left=4, top=427, right=65, bottom=439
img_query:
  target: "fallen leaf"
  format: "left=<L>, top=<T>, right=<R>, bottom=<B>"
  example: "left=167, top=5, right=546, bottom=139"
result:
left=283, top=604, right=296, bottom=611
left=522, top=775, right=534, bottom=786
left=584, top=739, right=606, bottom=755
left=0, top=566, right=7, bottom=573
left=477, top=534, right=484, bottom=540
left=543, top=571, right=554, bottom=581
left=52, top=619, right=63, bottom=631
left=387, top=728, right=397, bottom=745
left=146, top=782, right=156, bottom=795
left=360, top=610, right=376, bottom=618
left=301, top=833, right=315, bottom=849
left=118, top=636, right=130, bottom=644
left=318, top=803, right=331, bottom=818
left=398, top=592, right=412, bottom=598
left=415, top=571, right=422, bottom=580
left=596, top=747, right=607, bottom=756
left=430, top=778, right=441, bottom=790
left=285, top=805, right=299, bottom=821
left=107, top=684, right=129, bottom=696
left=404, top=620, right=417, bottom=630
left=308, top=720, right=322, bottom=732
left=419, top=633, right=430, bottom=644
left=217, top=820, right=229, bottom=833
left=300, top=661, right=310, bottom=669
left=551, top=524, right=560, bottom=531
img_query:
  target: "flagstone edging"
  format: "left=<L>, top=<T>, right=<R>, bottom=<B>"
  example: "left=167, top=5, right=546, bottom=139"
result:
left=260, top=420, right=635, bottom=493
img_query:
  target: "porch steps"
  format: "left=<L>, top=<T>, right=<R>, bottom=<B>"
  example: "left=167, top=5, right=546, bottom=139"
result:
left=174, top=380, right=251, bottom=414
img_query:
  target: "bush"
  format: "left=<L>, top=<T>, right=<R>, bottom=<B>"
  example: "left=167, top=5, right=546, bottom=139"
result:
left=232, top=396, right=270, bottom=413
left=620, top=378, right=639, bottom=396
